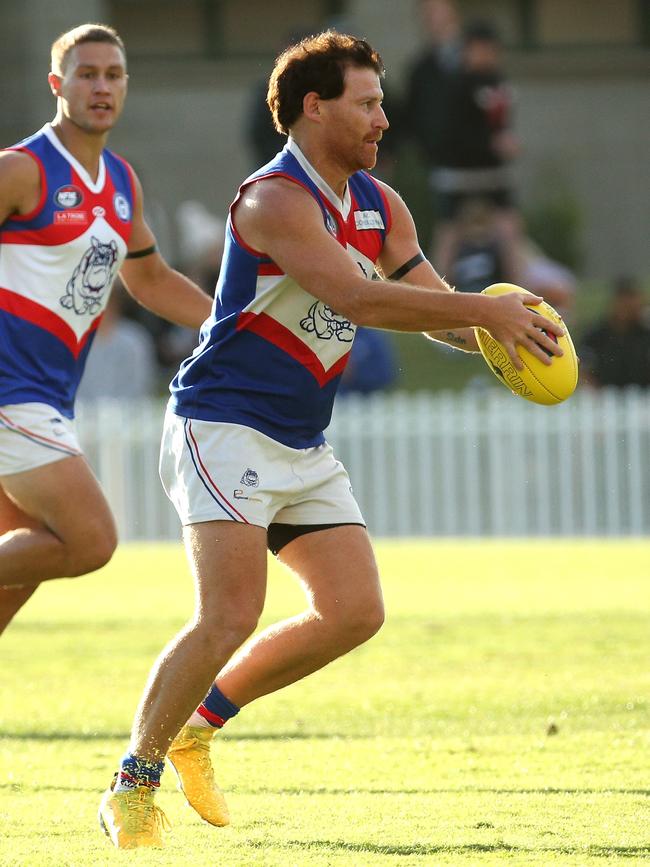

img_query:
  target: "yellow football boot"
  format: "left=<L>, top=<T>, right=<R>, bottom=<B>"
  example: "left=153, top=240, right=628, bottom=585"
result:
left=98, top=782, right=170, bottom=848
left=167, top=725, right=230, bottom=826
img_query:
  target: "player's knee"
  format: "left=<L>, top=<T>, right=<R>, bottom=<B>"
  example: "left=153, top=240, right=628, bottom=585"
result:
left=221, top=611, right=261, bottom=647
left=340, top=598, right=385, bottom=647
left=89, top=534, right=117, bottom=572
left=195, top=604, right=261, bottom=655
left=358, top=600, right=385, bottom=641
left=67, top=526, right=118, bottom=576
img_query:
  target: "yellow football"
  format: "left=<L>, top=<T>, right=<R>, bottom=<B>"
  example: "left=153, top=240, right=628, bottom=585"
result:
left=474, top=283, right=578, bottom=405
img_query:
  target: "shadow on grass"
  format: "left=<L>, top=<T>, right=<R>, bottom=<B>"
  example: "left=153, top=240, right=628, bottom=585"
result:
left=0, top=730, right=364, bottom=742
left=0, top=730, right=130, bottom=741
left=269, top=839, right=650, bottom=858
left=0, top=783, right=101, bottom=793
left=236, top=785, right=650, bottom=797
left=3, top=781, right=649, bottom=799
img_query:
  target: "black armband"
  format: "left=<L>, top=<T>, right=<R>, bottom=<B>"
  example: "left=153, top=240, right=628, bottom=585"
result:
left=388, top=251, right=426, bottom=281
left=126, top=244, right=157, bottom=259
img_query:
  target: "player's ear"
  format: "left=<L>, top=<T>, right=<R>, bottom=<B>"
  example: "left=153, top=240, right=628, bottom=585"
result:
left=303, top=91, right=321, bottom=122
left=48, top=72, right=62, bottom=97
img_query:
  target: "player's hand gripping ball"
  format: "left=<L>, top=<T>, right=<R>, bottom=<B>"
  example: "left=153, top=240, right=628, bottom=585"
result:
left=475, top=283, right=578, bottom=405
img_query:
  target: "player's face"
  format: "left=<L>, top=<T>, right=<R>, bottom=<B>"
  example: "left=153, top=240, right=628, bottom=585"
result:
left=321, top=66, right=389, bottom=173
left=51, top=42, right=128, bottom=135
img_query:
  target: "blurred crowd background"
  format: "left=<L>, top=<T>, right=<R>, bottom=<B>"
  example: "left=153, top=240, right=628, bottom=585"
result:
left=3, top=0, right=649, bottom=400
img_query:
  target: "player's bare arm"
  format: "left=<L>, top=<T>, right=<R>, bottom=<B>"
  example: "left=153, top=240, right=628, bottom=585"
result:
left=119, top=171, right=213, bottom=329
left=376, top=181, right=479, bottom=352
left=235, top=178, right=563, bottom=367
left=0, top=150, right=42, bottom=223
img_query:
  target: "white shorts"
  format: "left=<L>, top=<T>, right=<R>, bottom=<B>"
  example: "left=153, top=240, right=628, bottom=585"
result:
left=0, top=403, right=82, bottom=477
left=159, top=412, right=365, bottom=529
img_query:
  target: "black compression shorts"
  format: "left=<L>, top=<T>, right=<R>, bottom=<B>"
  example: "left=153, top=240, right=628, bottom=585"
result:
left=267, top=522, right=365, bottom=556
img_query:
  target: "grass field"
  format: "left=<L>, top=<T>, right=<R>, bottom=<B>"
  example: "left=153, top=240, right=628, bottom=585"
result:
left=1, top=539, right=649, bottom=866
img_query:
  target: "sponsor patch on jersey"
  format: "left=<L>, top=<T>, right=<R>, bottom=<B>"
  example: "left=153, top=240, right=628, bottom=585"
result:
left=113, top=192, right=131, bottom=222
left=54, top=210, right=88, bottom=225
left=354, top=209, right=384, bottom=231
left=54, top=185, right=83, bottom=209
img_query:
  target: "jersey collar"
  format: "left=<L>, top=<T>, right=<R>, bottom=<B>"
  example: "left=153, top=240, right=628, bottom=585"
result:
left=287, top=138, right=351, bottom=220
left=42, top=124, right=106, bottom=194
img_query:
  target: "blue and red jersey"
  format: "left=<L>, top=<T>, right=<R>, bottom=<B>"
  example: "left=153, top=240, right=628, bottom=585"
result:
left=170, top=139, right=392, bottom=448
left=0, top=124, right=134, bottom=417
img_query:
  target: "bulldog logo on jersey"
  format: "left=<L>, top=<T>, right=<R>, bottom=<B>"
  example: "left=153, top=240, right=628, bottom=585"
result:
left=60, top=235, right=118, bottom=315
left=300, top=301, right=355, bottom=342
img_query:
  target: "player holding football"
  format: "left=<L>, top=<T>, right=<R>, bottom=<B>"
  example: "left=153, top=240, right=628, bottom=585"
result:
left=99, top=30, right=563, bottom=848
left=0, top=25, right=212, bottom=630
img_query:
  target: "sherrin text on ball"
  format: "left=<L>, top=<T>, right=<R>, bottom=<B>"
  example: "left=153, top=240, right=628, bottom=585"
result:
left=475, top=283, right=578, bottom=405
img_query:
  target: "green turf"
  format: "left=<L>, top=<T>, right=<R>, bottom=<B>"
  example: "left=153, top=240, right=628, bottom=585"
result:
left=1, top=539, right=649, bottom=865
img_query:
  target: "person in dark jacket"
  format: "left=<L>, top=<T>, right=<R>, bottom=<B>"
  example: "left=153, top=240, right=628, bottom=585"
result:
left=405, top=12, right=522, bottom=284
left=580, top=277, right=650, bottom=388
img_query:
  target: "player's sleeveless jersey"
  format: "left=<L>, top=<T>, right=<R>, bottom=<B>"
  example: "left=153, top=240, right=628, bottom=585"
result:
left=170, top=139, right=392, bottom=448
left=0, top=124, right=134, bottom=417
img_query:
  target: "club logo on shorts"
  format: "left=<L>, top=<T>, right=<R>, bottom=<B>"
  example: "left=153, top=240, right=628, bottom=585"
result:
left=240, top=468, right=259, bottom=487
left=50, top=416, right=66, bottom=437
left=113, top=192, right=131, bottom=221
left=54, top=185, right=84, bottom=208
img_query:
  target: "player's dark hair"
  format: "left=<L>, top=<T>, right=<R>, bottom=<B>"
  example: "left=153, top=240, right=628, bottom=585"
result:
left=267, top=30, right=385, bottom=135
left=51, top=23, right=126, bottom=75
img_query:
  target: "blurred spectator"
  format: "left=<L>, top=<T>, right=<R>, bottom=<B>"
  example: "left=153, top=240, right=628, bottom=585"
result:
left=245, top=76, right=287, bottom=167
left=447, top=197, right=510, bottom=293
left=435, top=20, right=521, bottom=278
left=404, top=0, right=463, bottom=163
left=77, top=279, right=158, bottom=402
left=152, top=200, right=225, bottom=377
left=405, top=10, right=522, bottom=283
left=245, top=27, right=315, bottom=167
left=114, top=198, right=223, bottom=371
left=129, top=162, right=176, bottom=263
left=338, top=327, right=399, bottom=396
left=579, top=277, right=650, bottom=388
left=518, top=237, right=576, bottom=315
left=176, top=200, right=225, bottom=293
left=448, top=199, right=576, bottom=323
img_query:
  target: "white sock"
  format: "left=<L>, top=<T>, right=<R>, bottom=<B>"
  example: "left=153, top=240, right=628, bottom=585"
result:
left=187, top=710, right=213, bottom=728
left=113, top=777, right=138, bottom=793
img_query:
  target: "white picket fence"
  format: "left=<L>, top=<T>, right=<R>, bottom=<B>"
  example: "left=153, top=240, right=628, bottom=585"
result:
left=76, top=388, right=650, bottom=540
